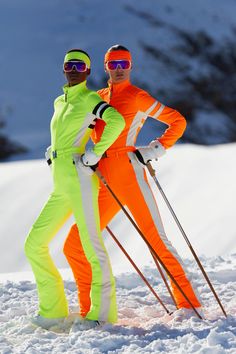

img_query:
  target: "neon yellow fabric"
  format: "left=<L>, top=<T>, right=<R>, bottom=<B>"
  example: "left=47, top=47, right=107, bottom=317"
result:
left=25, top=80, right=124, bottom=320
left=64, top=51, right=91, bottom=68
left=51, top=81, right=124, bottom=156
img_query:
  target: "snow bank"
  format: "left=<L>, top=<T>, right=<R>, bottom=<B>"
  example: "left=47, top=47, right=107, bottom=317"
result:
left=0, top=255, right=235, bottom=353
left=0, top=144, right=235, bottom=275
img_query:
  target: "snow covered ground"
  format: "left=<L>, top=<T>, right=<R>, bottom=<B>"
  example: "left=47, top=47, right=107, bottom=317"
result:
left=0, top=254, right=235, bottom=354
left=0, top=144, right=236, bottom=352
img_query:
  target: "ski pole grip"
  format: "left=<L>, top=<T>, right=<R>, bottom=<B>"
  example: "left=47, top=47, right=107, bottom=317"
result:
left=94, top=169, right=107, bottom=185
left=146, top=162, right=156, bottom=177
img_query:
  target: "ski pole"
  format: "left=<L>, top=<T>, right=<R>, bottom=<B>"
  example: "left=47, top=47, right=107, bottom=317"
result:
left=149, top=249, right=178, bottom=308
left=106, top=226, right=171, bottom=314
left=146, top=161, right=227, bottom=318
left=108, top=222, right=177, bottom=309
left=95, top=169, right=202, bottom=319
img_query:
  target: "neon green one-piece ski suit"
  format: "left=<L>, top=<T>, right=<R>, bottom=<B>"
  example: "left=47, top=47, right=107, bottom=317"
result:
left=24, top=80, right=125, bottom=323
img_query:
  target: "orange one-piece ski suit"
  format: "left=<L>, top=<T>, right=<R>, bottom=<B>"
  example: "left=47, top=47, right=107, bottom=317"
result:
left=64, top=79, right=201, bottom=317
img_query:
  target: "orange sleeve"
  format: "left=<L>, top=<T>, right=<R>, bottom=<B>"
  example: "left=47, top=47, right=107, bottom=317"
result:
left=136, top=90, right=187, bottom=149
left=97, top=88, right=106, bottom=100
left=90, top=89, right=107, bottom=143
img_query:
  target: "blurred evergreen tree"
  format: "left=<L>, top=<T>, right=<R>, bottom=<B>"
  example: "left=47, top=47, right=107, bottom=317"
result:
left=0, top=106, right=27, bottom=160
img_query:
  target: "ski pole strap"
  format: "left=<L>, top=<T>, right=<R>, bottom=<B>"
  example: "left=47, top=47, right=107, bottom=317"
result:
left=47, top=158, right=52, bottom=166
left=134, top=150, right=146, bottom=165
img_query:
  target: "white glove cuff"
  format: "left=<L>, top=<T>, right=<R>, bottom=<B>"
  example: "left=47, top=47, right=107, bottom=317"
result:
left=45, top=146, right=52, bottom=166
left=149, top=140, right=166, bottom=158
left=45, top=146, right=51, bottom=160
left=82, top=148, right=101, bottom=166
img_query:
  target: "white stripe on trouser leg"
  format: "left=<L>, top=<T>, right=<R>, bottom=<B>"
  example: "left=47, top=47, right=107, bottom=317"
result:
left=128, top=153, right=198, bottom=288
left=75, top=165, right=113, bottom=320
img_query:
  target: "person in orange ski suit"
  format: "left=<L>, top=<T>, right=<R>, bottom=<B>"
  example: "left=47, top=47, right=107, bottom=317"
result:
left=64, top=45, right=202, bottom=318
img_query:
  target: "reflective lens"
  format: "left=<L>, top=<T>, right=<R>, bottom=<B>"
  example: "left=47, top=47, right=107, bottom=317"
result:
left=63, top=61, right=87, bottom=72
left=106, top=60, right=131, bottom=70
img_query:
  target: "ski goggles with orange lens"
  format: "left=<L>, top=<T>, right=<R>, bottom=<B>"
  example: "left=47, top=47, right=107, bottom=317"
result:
left=63, top=61, right=87, bottom=73
left=106, top=60, right=131, bottom=70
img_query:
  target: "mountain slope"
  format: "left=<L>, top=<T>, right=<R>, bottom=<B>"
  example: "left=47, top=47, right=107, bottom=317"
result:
left=1, top=0, right=236, bottom=160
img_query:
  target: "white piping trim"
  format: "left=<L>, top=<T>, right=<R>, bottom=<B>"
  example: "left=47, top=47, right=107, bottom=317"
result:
left=145, top=101, right=158, bottom=115
left=126, top=111, right=146, bottom=146
left=153, top=103, right=165, bottom=118
left=125, top=101, right=161, bottom=146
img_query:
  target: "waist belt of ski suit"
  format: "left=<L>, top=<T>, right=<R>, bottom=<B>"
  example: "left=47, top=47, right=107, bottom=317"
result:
left=103, top=146, right=135, bottom=158
left=51, top=147, right=82, bottom=159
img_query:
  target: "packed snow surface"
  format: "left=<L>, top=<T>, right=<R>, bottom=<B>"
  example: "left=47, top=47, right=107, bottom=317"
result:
left=0, top=255, right=235, bottom=353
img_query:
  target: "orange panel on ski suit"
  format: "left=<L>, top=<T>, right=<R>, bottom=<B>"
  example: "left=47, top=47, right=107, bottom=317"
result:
left=63, top=80, right=201, bottom=316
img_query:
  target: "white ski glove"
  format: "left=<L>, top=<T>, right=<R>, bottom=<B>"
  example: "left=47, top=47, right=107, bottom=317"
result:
left=82, top=148, right=101, bottom=166
left=135, top=140, right=166, bottom=165
left=45, top=146, right=52, bottom=166
left=76, top=148, right=101, bottom=176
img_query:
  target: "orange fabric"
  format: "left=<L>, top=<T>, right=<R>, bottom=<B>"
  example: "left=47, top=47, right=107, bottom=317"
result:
left=92, top=80, right=186, bottom=149
left=104, top=50, right=132, bottom=63
left=63, top=233, right=92, bottom=317
left=63, top=80, right=200, bottom=316
left=64, top=155, right=201, bottom=315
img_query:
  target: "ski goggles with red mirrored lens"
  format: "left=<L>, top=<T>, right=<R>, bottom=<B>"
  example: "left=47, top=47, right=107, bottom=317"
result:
left=63, top=61, right=87, bottom=73
left=106, top=60, right=131, bottom=70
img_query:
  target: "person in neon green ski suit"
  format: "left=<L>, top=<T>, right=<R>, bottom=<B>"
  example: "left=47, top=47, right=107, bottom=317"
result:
left=24, top=49, right=125, bottom=330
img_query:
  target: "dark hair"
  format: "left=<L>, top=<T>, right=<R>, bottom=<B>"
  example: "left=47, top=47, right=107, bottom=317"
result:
left=66, top=48, right=91, bottom=60
left=107, top=45, right=130, bottom=52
